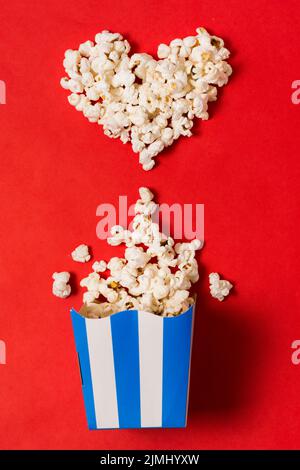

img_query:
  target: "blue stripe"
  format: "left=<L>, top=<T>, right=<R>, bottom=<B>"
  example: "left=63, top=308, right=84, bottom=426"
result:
left=70, top=309, right=97, bottom=430
left=162, top=305, right=194, bottom=428
left=110, top=310, right=141, bottom=428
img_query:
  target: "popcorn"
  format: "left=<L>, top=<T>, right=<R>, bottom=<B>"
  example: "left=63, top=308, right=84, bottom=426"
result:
left=61, top=27, right=232, bottom=170
left=79, top=40, right=94, bottom=57
left=68, top=93, right=81, bottom=107
left=139, top=187, right=154, bottom=203
left=53, top=199, right=235, bottom=315
left=157, top=44, right=170, bottom=59
left=92, top=260, right=107, bottom=273
left=52, top=272, right=71, bottom=299
left=125, top=246, right=151, bottom=269
left=71, top=244, right=91, bottom=263
left=79, top=188, right=203, bottom=318
left=209, top=272, right=233, bottom=301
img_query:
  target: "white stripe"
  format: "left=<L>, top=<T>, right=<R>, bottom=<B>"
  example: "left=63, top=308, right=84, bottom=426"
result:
left=86, top=318, right=119, bottom=429
left=185, top=303, right=195, bottom=426
left=138, top=311, right=163, bottom=427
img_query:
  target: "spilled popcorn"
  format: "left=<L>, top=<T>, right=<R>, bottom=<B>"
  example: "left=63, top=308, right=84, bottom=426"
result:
left=52, top=272, right=71, bottom=298
left=52, top=192, right=235, bottom=310
left=80, top=187, right=201, bottom=318
left=71, top=244, right=91, bottom=263
left=61, top=27, right=232, bottom=170
left=209, top=272, right=233, bottom=301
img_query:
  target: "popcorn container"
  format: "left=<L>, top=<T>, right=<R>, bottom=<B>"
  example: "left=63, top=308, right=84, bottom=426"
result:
left=70, top=304, right=195, bottom=429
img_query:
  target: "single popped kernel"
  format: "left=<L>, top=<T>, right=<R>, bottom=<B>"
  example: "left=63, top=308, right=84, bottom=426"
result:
left=209, top=272, right=233, bottom=301
left=139, top=187, right=154, bottom=203
left=52, top=272, right=71, bottom=299
left=71, top=244, right=91, bottom=263
left=92, top=260, right=107, bottom=273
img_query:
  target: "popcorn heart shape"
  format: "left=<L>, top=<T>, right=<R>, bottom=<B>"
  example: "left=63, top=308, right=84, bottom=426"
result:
left=61, top=27, right=232, bottom=170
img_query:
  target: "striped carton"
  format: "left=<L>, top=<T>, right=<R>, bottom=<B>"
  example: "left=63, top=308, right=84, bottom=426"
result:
left=71, top=304, right=195, bottom=429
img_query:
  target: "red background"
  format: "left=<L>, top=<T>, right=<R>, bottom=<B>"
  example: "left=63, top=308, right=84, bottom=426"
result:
left=0, top=0, right=300, bottom=450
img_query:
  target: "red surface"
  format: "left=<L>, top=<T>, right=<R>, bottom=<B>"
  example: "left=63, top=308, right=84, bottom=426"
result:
left=0, top=0, right=300, bottom=450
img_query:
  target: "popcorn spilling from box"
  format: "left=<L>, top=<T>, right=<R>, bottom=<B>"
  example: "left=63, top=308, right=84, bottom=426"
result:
left=52, top=188, right=202, bottom=316
left=52, top=188, right=234, bottom=309
left=61, top=27, right=232, bottom=170
left=82, top=187, right=202, bottom=317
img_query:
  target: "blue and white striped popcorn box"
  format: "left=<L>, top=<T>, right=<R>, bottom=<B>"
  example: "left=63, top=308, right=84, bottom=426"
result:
left=70, top=304, right=195, bottom=429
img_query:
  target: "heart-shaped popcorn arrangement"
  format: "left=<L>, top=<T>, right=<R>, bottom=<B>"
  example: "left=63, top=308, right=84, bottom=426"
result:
left=61, top=27, right=232, bottom=170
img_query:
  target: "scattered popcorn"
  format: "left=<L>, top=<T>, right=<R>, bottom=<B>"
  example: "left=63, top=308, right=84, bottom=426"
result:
left=52, top=272, right=71, bottom=299
left=71, top=244, right=91, bottom=263
left=79, top=188, right=202, bottom=318
left=61, top=27, right=232, bottom=170
left=209, top=272, right=233, bottom=301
